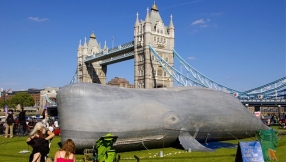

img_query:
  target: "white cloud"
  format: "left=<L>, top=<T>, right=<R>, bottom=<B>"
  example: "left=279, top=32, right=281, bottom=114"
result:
left=28, top=17, right=49, bottom=22
left=191, top=19, right=206, bottom=25
left=191, top=19, right=211, bottom=28
left=188, top=56, right=196, bottom=60
left=211, top=12, right=223, bottom=16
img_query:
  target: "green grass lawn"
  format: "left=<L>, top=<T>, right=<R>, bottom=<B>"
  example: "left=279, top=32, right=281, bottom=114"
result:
left=0, top=126, right=285, bottom=162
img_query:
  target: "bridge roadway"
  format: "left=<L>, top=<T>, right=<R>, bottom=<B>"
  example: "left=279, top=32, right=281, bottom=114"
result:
left=240, top=99, right=286, bottom=107
left=85, top=41, right=134, bottom=65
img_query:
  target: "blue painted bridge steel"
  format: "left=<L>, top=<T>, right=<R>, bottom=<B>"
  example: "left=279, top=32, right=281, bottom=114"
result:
left=72, top=40, right=286, bottom=100
left=85, top=41, right=134, bottom=65
left=240, top=99, right=286, bottom=106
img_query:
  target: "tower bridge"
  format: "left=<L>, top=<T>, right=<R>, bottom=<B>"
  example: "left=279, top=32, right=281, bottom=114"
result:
left=77, top=3, right=174, bottom=88
left=71, top=2, right=286, bottom=105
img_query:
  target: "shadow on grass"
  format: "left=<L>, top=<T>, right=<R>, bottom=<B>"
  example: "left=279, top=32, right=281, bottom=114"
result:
left=171, top=139, right=237, bottom=151
left=160, top=154, right=236, bottom=159
left=203, top=141, right=237, bottom=149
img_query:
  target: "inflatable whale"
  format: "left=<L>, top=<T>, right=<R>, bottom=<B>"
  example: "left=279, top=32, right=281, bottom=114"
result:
left=57, top=82, right=268, bottom=152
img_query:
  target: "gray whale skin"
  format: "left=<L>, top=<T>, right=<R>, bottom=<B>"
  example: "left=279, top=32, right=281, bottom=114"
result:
left=57, top=82, right=268, bottom=152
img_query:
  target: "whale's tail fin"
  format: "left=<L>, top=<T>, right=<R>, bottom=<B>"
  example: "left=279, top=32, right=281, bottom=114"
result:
left=178, top=131, right=214, bottom=152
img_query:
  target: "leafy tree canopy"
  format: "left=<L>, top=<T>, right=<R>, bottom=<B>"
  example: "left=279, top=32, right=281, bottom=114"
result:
left=11, top=92, right=34, bottom=107
left=0, top=99, right=16, bottom=109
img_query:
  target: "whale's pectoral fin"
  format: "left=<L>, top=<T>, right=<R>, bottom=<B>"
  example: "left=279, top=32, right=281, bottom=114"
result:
left=178, top=131, right=214, bottom=152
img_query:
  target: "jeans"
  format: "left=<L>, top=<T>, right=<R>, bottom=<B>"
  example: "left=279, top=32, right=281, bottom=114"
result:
left=19, top=124, right=24, bottom=135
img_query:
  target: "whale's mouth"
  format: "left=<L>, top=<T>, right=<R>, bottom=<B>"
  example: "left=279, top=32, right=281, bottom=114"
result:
left=114, top=135, right=164, bottom=145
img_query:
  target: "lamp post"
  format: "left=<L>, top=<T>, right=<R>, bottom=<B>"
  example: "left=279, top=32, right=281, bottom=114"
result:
left=278, top=105, right=281, bottom=119
left=245, top=104, right=249, bottom=111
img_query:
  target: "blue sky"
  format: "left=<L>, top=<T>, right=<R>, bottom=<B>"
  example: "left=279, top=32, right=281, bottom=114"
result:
left=0, top=0, right=285, bottom=92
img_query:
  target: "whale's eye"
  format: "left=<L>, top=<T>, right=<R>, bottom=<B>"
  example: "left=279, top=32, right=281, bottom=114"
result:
left=163, top=111, right=180, bottom=126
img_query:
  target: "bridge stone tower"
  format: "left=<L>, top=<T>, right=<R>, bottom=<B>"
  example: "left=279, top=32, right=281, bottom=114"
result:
left=134, top=3, right=175, bottom=88
left=77, top=3, right=174, bottom=89
left=77, top=33, right=108, bottom=84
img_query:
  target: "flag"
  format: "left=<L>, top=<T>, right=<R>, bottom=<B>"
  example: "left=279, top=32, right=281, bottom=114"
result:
left=4, top=105, right=8, bottom=114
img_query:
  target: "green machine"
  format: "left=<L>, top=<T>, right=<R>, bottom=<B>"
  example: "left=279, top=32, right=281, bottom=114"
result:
left=84, top=133, right=120, bottom=162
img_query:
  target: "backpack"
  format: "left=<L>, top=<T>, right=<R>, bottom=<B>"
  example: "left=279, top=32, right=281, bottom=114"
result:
left=6, top=114, right=14, bottom=125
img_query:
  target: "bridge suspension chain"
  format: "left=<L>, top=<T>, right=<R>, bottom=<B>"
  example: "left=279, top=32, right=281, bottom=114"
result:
left=70, top=70, right=77, bottom=84
left=149, top=45, right=207, bottom=87
left=242, top=77, right=286, bottom=96
left=173, top=48, right=243, bottom=95
left=150, top=45, right=245, bottom=95
left=43, top=94, right=57, bottom=106
left=171, top=48, right=286, bottom=99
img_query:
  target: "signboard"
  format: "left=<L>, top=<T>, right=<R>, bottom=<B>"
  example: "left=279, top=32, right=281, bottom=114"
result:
left=235, top=141, right=264, bottom=162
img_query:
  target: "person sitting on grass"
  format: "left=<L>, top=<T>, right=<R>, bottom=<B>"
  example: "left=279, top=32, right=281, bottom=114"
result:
left=26, top=122, right=55, bottom=162
left=280, top=121, right=286, bottom=129
left=53, top=139, right=76, bottom=162
left=27, top=118, right=35, bottom=133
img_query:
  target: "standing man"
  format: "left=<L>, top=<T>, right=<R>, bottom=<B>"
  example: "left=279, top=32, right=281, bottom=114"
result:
left=5, top=109, right=15, bottom=138
left=18, top=106, right=26, bottom=136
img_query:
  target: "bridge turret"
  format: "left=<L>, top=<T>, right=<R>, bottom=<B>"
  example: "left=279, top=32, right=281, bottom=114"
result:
left=88, top=32, right=101, bottom=54
left=77, top=40, right=83, bottom=66
left=83, top=37, right=88, bottom=55
left=103, top=40, right=108, bottom=53
left=169, top=14, right=174, bottom=31
left=134, top=12, right=139, bottom=27
left=151, top=1, right=158, bottom=11
left=134, top=12, right=139, bottom=44
left=77, top=40, right=82, bottom=57
left=168, top=14, right=175, bottom=49
left=145, top=8, right=150, bottom=23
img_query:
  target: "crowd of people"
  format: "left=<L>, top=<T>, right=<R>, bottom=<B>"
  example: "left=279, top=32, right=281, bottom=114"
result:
left=1, top=108, right=60, bottom=138
left=2, top=106, right=75, bottom=162
left=260, top=113, right=286, bottom=129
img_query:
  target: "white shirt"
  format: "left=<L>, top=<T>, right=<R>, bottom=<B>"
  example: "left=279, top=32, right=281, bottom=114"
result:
left=54, top=121, right=59, bottom=128
left=48, top=126, right=54, bottom=132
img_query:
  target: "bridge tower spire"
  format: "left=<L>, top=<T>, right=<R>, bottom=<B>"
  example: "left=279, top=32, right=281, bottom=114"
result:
left=77, top=32, right=107, bottom=84
left=134, top=2, right=174, bottom=88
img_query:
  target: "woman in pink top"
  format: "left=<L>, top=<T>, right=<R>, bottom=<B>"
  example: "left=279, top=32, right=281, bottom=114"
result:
left=54, top=139, right=76, bottom=162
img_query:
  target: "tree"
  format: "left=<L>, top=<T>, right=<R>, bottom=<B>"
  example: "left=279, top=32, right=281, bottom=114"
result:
left=11, top=92, right=34, bottom=107
left=0, top=98, right=16, bottom=109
